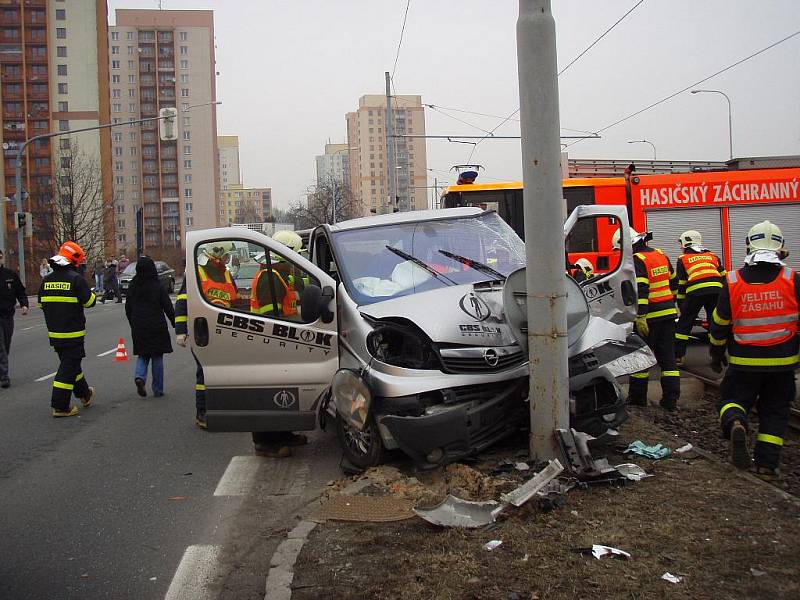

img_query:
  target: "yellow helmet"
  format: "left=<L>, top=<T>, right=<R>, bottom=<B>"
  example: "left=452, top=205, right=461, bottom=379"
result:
left=203, top=242, right=231, bottom=261
left=746, top=220, right=785, bottom=253
left=273, top=230, right=302, bottom=253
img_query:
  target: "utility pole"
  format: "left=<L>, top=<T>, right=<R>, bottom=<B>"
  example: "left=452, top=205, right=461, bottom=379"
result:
left=384, top=71, right=396, bottom=215
left=517, top=0, right=569, bottom=460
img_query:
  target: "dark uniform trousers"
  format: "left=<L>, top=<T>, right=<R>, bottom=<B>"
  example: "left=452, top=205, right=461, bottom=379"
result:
left=674, top=294, right=719, bottom=358
left=717, top=369, right=795, bottom=470
left=0, top=315, right=14, bottom=379
left=193, top=350, right=205, bottom=411
left=52, top=344, right=90, bottom=410
left=629, top=319, right=680, bottom=405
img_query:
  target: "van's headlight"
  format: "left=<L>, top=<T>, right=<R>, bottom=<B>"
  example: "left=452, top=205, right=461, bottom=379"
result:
left=332, top=369, right=372, bottom=431
left=366, top=322, right=440, bottom=370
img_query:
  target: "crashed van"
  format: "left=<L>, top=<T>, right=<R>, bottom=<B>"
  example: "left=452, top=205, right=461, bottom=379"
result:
left=185, top=205, right=655, bottom=468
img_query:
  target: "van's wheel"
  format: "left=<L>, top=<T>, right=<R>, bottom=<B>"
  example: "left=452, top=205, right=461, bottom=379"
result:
left=336, top=413, right=384, bottom=469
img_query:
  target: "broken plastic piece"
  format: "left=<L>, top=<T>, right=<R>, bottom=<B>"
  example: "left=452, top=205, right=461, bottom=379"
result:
left=624, top=440, right=671, bottom=459
left=483, top=540, right=503, bottom=551
left=515, top=462, right=530, bottom=471
left=500, top=459, right=564, bottom=507
left=591, top=545, right=630, bottom=560
left=750, top=568, right=766, bottom=577
left=675, top=443, right=693, bottom=454
left=413, top=495, right=505, bottom=529
left=661, top=572, right=682, bottom=583
left=614, top=463, right=652, bottom=481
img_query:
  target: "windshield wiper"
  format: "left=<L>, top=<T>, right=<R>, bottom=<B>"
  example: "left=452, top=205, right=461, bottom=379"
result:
left=438, top=249, right=506, bottom=281
left=385, top=245, right=457, bottom=285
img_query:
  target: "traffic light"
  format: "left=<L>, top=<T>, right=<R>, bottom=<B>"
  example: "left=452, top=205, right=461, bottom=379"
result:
left=14, top=211, right=32, bottom=237
left=159, top=107, right=178, bottom=141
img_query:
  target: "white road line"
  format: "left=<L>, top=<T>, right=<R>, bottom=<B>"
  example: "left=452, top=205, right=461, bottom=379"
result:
left=97, top=347, right=118, bottom=357
left=213, top=456, right=261, bottom=497
left=35, top=371, right=57, bottom=382
left=164, top=544, right=220, bottom=600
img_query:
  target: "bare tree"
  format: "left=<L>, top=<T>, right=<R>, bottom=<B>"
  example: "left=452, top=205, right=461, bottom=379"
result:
left=287, top=177, right=358, bottom=229
left=34, top=140, right=109, bottom=260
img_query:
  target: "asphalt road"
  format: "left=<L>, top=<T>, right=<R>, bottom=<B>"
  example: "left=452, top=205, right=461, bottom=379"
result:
left=0, top=298, right=340, bottom=599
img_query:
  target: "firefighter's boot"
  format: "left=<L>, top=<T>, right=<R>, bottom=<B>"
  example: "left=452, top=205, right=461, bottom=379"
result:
left=729, top=420, right=751, bottom=470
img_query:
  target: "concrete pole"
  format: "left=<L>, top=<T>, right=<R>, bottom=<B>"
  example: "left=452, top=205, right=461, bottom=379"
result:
left=385, top=71, right=397, bottom=215
left=517, top=0, right=570, bottom=461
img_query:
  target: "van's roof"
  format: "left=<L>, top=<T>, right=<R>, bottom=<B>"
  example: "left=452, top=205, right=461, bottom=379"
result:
left=329, top=207, right=483, bottom=232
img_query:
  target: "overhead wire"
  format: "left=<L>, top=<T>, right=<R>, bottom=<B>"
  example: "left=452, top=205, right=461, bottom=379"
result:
left=391, top=0, right=412, bottom=80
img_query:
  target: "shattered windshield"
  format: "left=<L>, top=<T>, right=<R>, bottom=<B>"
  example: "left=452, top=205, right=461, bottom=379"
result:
left=330, top=211, right=525, bottom=305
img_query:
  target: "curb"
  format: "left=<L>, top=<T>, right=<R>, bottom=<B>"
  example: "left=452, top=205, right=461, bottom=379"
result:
left=264, top=520, right=318, bottom=600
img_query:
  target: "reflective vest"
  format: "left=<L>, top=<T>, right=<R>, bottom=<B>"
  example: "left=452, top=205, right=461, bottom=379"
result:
left=635, top=249, right=674, bottom=304
left=729, top=267, right=798, bottom=347
left=198, top=265, right=237, bottom=308
left=250, top=269, right=288, bottom=316
left=679, top=252, right=723, bottom=294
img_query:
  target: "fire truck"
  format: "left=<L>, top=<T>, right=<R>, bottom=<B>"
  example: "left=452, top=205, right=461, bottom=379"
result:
left=441, top=157, right=800, bottom=272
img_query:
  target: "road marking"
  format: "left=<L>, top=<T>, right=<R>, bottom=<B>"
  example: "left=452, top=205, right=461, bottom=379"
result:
left=213, top=456, right=261, bottom=496
left=35, top=371, right=57, bottom=382
left=164, top=544, right=220, bottom=600
left=97, top=347, right=118, bottom=357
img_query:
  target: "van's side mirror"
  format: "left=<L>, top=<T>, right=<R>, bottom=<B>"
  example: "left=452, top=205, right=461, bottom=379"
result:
left=301, top=284, right=335, bottom=324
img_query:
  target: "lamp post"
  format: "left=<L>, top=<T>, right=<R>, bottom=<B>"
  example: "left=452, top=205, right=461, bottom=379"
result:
left=627, top=139, right=657, bottom=160
left=691, top=89, right=733, bottom=160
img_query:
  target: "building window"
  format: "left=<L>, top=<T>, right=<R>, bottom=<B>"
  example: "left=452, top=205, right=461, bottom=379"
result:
left=130, top=147, right=137, bottom=157
left=186, top=216, right=193, bottom=226
left=57, top=101, right=68, bottom=111
left=111, top=46, right=119, bottom=55
left=127, top=31, right=134, bottom=40
left=116, top=176, right=124, bottom=185
left=181, top=102, right=189, bottom=111
left=183, top=160, right=192, bottom=169
left=180, top=74, right=189, bottom=83
left=111, top=31, right=119, bottom=41
left=114, top=147, right=123, bottom=157
left=180, top=60, right=188, bottom=69
left=128, top=103, right=136, bottom=112
left=112, top=60, right=120, bottom=69
left=184, top=188, right=192, bottom=197
left=179, top=31, right=188, bottom=41
left=57, top=46, right=67, bottom=58
left=128, top=60, right=135, bottom=69
left=131, top=175, right=139, bottom=185
left=112, top=74, right=120, bottom=83
left=60, top=138, right=71, bottom=150
left=114, top=161, right=123, bottom=171
left=128, top=89, right=136, bottom=98
left=130, top=132, right=137, bottom=142
left=185, top=202, right=192, bottom=212
left=113, top=132, right=122, bottom=142
left=56, top=28, right=66, bottom=39
left=182, top=131, right=190, bottom=140
left=128, top=75, right=136, bottom=84
left=183, top=146, right=191, bottom=155
left=180, top=88, right=189, bottom=98
left=57, top=64, right=67, bottom=76
left=183, top=116, right=190, bottom=127
left=112, top=103, right=121, bottom=113
left=180, top=46, right=188, bottom=55
left=128, top=46, right=135, bottom=55
left=112, top=89, right=121, bottom=98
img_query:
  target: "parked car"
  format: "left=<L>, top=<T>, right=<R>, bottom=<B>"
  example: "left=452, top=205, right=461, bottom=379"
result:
left=185, top=206, right=654, bottom=469
left=119, top=260, right=176, bottom=296
left=232, top=261, right=262, bottom=300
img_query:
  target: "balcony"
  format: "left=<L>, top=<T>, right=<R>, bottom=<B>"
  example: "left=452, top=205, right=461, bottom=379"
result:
left=157, top=61, right=174, bottom=71
left=26, top=88, right=48, bottom=100
left=1, top=70, right=22, bottom=82
left=0, top=45, right=23, bottom=61
left=1, top=11, right=20, bottom=25
left=25, top=49, right=47, bottom=63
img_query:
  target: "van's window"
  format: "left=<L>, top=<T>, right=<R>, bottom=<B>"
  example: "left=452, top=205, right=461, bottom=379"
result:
left=330, top=212, right=525, bottom=305
left=194, top=239, right=319, bottom=323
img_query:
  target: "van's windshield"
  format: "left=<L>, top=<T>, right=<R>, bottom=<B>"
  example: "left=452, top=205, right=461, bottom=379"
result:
left=330, top=212, right=525, bottom=305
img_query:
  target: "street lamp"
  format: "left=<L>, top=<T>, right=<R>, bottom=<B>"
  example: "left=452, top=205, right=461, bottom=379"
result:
left=691, top=89, right=733, bottom=160
left=627, top=139, right=657, bottom=160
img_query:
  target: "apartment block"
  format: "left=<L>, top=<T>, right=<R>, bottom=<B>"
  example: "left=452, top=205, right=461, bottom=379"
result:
left=222, top=183, right=271, bottom=225
left=0, top=0, right=112, bottom=279
left=315, top=142, right=350, bottom=189
left=109, top=9, right=219, bottom=258
left=345, top=95, right=427, bottom=216
left=218, top=134, right=240, bottom=189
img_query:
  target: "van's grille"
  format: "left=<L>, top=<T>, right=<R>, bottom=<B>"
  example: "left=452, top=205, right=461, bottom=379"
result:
left=439, top=346, right=526, bottom=374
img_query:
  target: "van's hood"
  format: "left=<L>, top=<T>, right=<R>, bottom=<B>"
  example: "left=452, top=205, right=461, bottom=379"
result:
left=358, top=283, right=518, bottom=346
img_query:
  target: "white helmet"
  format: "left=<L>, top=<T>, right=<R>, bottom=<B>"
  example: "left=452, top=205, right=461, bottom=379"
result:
left=575, top=257, right=594, bottom=275
left=746, top=220, right=785, bottom=253
left=678, top=230, right=702, bottom=248
left=273, top=230, right=303, bottom=253
left=612, top=227, right=648, bottom=250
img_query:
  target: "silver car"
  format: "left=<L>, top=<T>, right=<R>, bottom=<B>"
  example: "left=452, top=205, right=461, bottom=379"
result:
left=185, top=206, right=654, bottom=468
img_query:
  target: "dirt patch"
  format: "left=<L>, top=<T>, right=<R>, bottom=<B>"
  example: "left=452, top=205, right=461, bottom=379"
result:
left=293, top=410, right=800, bottom=600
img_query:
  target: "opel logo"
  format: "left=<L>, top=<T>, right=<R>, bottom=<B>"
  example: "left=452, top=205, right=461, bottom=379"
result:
left=459, top=292, right=491, bottom=322
left=483, top=348, right=499, bottom=367
left=299, top=329, right=316, bottom=343
left=273, top=389, right=296, bottom=409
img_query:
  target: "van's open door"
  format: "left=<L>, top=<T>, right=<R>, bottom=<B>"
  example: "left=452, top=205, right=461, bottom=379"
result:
left=185, top=227, right=338, bottom=432
left=565, top=205, right=637, bottom=324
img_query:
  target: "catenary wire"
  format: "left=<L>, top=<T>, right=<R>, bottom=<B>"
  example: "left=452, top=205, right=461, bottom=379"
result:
left=391, top=0, right=412, bottom=80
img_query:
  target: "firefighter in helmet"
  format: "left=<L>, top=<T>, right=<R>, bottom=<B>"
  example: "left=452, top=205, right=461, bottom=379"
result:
left=613, top=226, right=680, bottom=411
left=709, top=220, right=799, bottom=482
left=198, top=242, right=238, bottom=309
left=674, top=230, right=726, bottom=365
left=569, top=257, right=595, bottom=282
left=38, top=241, right=96, bottom=417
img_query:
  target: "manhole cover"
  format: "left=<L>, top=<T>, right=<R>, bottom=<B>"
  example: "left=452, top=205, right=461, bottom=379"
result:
left=316, top=494, right=414, bottom=522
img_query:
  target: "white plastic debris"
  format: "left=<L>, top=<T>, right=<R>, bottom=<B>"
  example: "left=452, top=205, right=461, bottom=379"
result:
left=750, top=568, right=766, bottom=577
left=675, top=443, right=694, bottom=454
left=661, top=572, right=682, bottom=583
left=614, top=463, right=652, bottom=482
left=483, top=540, right=503, bottom=551
left=514, top=462, right=530, bottom=471
left=591, top=545, right=630, bottom=560
left=521, top=553, right=529, bottom=562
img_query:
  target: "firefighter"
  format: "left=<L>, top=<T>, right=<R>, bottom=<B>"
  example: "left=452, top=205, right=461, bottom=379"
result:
left=674, top=230, right=726, bottom=364
left=198, top=243, right=238, bottom=309
left=174, top=277, right=208, bottom=429
left=613, top=227, right=680, bottom=411
left=570, top=257, right=594, bottom=282
left=709, top=220, right=799, bottom=482
left=39, top=241, right=96, bottom=418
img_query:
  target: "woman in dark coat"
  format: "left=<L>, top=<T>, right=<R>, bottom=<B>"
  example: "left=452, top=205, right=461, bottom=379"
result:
left=125, top=256, right=175, bottom=397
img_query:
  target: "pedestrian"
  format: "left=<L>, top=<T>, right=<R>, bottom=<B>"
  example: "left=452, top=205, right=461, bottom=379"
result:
left=39, top=257, right=53, bottom=280
left=38, top=241, right=96, bottom=418
left=0, top=248, right=29, bottom=388
left=674, top=230, right=726, bottom=365
left=102, top=259, right=121, bottom=303
left=117, top=254, right=130, bottom=276
left=91, top=256, right=105, bottom=294
left=709, top=220, right=799, bottom=483
left=125, top=256, right=175, bottom=398
left=174, top=278, right=207, bottom=428
left=613, top=227, right=681, bottom=411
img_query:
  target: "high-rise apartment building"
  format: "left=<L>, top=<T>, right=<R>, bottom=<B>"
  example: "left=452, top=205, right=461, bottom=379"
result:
left=218, top=134, right=240, bottom=189
left=345, top=95, right=427, bottom=216
left=109, top=9, right=219, bottom=258
left=0, top=0, right=112, bottom=279
left=221, top=184, right=271, bottom=225
left=315, top=142, right=350, bottom=189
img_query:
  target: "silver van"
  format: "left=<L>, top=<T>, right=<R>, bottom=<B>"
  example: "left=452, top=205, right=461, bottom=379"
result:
left=185, top=205, right=654, bottom=468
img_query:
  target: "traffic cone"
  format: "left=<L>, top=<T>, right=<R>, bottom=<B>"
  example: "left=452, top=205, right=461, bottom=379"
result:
left=115, top=338, right=129, bottom=362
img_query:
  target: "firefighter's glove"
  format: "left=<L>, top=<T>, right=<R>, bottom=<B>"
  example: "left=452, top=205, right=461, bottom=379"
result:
left=176, top=333, right=188, bottom=347
left=635, top=315, right=649, bottom=338
left=709, top=352, right=728, bottom=374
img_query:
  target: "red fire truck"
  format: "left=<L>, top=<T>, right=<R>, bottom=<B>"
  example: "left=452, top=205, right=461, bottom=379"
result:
left=441, top=162, right=800, bottom=272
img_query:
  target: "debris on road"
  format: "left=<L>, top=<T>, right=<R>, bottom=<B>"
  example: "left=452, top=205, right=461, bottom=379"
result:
left=624, top=440, right=671, bottom=459
left=750, top=568, right=767, bottom=577
left=482, top=540, right=503, bottom=551
left=575, top=545, right=631, bottom=560
left=614, top=463, right=651, bottom=481
left=675, top=443, right=693, bottom=454
left=662, top=572, right=683, bottom=583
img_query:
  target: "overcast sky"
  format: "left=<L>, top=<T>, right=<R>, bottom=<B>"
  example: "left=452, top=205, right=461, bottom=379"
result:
left=107, top=1, right=800, bottom=209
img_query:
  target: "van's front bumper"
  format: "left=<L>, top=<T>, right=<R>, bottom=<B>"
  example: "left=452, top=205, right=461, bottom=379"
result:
left=377, top=377, right=528, bottom=467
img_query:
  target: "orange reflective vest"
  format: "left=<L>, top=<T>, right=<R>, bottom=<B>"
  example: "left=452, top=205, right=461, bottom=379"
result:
left=678, top=252, right=723, bottom=294
left=729, top=267, right=798, bottom=347
left=199, top=265, right=237, bottom=308
left=635, top=249, right=674, bottom=304
left=250, top=269, right=292, bottom=316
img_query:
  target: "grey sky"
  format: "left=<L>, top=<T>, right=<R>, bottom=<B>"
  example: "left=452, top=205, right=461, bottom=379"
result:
left=108, top=1, right=800, bottom=209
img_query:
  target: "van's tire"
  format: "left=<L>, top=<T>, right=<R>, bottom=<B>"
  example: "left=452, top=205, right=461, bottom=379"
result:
left=336, top=413, right=384, bottom=469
